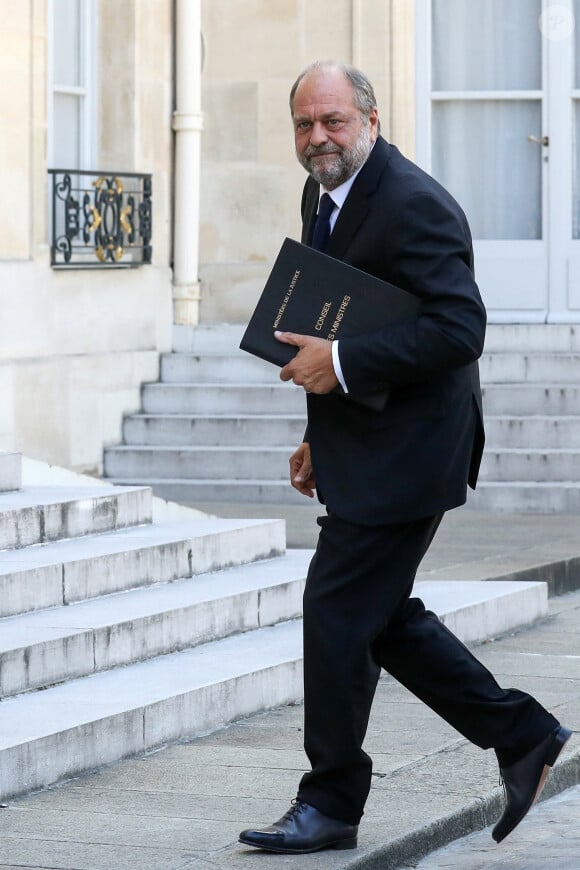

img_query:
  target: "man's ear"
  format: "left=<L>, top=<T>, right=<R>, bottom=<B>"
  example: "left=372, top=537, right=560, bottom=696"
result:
left=369, top=107, right=379, bottom=142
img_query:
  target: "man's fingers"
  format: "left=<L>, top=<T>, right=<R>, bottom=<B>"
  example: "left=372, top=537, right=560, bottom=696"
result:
left=292, top=473, right=315, bottom=497
left=278, top=332, right=307, bottom=383
left=276, top=333, right=337, bottom=394
left=289, top=442, right=315, bottom=497
left=274, top=330, right=308, bottom=347
left=290, top=457, right=310, bottom=482
left=292, top=465, right=312, bottom=484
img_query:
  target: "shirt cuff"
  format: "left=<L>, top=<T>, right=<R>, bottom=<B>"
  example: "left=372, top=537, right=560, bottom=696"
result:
left=331, top=340, right=348, bottom=393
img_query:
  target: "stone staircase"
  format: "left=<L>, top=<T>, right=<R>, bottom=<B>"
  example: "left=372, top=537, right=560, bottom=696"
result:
left=105, top=324, right=306, bottom=504
left=0, top=449, right=308, bottom=801
left=0, top=449, right=555, bottom=803
left=104, top=324, right=580, bottom=513
left=473, top=324, right=580, bottom=512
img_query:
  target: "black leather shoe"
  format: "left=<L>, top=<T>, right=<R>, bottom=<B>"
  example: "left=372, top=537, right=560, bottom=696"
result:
left=239, top=799, right=358, bottom=854
left=493, top=724, right=572, bottom=843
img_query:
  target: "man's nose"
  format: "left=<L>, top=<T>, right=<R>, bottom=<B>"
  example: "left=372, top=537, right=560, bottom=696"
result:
left=309, top=121, right=328, bottom=146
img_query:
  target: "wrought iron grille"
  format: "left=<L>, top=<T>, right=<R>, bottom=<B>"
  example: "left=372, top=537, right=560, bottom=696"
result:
left=48, top=169, right=152, bottom=268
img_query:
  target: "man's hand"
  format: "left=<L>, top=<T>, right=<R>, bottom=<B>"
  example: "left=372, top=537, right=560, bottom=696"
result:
left=276, top=331, right=338, bottom=394
left=289, top=442, right=315, bottom=498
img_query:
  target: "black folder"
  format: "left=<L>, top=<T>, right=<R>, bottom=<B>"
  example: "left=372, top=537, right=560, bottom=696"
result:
left=240, top=238, right=419, bottom=411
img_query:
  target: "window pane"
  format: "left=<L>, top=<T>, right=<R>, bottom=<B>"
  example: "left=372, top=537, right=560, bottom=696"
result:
left=432, top=0, right=542, bottom=91
left=53, top=92, right=81, bottom=167
left=432, top=100, right=542, bottom=240
left=574, top=101, right=580, bottom=238
left=53, top=0, right=82, bottom=87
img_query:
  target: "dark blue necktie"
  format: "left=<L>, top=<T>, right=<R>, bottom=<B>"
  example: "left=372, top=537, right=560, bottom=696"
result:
left=310, top=193, right=335, bottom=251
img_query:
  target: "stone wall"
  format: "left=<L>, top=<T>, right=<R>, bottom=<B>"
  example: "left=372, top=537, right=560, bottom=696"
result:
left=198, top=0, right=415, bottom=322
left=0, top=0, right=174, bottom=474
left=0, top=0, right=416, bottom=470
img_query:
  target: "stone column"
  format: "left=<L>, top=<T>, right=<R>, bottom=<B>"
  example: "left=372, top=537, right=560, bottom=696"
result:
left=350, top=0, right=415, bottom=159
left=390, top=0, right=415, bottom=159
left=172, top=0, right=203, bottom=324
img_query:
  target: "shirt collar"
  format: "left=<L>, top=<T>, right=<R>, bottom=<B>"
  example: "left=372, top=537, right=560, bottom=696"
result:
left=318, top=144, right=374, bottom=210
left=319, top=165, right=361, bottom=211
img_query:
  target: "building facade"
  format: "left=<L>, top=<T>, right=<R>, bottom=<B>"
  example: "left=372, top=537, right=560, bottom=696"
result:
left=0, top=0, right=174, bottom=473
left=1, top=1, right=578, bottom=473
left=200, top=0, right=580, bottom=326
left=198, top=0, right=415, bottom=321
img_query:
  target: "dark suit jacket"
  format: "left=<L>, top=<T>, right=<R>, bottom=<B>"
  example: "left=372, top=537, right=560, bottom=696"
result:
left=301, top=136, right=486, bottom=525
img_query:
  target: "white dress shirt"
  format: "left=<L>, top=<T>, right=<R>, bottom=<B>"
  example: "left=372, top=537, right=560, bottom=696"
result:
left=316, top=165, right=365, bottom=394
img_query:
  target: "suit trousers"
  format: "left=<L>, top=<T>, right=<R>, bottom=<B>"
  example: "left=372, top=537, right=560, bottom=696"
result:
left=297, top=511, right=559, bottom=825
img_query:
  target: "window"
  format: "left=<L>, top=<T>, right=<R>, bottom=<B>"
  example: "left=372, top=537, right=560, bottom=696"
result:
left=428, top=0, right=543, bottom=240
left=48, top=0, right=97, bottom=169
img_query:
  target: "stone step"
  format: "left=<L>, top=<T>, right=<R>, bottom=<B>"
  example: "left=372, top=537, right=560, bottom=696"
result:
left=417, top=578, right=547, bottom=646
left=163, top=349, right=580, bottom=387
left=104, top=445, right=291, bottom=480
left=485, top=416, right=580, bottom=448
left=0, top=451, right=21, bottom=492
left=122, top=413, right=580, bottom=451
left=161, top=353, right=277, bottom=384
left=109, top=446, right=580, bottom=488
left=479, top=352, right=580, bottom=384
left=173, top=323, right=580, bottom=355
left=0, top=517, right=285, bottom=618
left=165, top=346, right=580, bottom=387
left=173, top=323, right=245, bottom=354
left=0, top=619, right=303, bottom=803
left=161, top=348, right=580, bottom=384
left=480, top=448, right=580, bottom=482
left=122, top=413, right=306, bottom=447
left=481, top=384, right=580, bottom=416
left=0, top=484, right=151, bottom=551
left=142, top=382, right=306, bottom=415
left=0, top=550, right=312, bottom=698
left=0, top=578, right=547, bottom=802
left=483, top=323, right=580, bottom=353
left=108, top=478, right=306, bottom=505
left=467, top=481, right=580, bottom=514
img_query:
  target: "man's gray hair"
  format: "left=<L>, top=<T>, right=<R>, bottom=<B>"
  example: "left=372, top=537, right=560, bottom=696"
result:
left=289, top=61, right=378, bottom=118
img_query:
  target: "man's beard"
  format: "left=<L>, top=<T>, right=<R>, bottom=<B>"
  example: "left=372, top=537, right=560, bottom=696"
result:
left=298, top=122, right=373, bottom=189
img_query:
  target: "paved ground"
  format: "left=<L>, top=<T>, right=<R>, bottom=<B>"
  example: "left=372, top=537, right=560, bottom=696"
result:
left=414, top=785, right=580, bottom=869
left=1, top=504, right=579, bottom=869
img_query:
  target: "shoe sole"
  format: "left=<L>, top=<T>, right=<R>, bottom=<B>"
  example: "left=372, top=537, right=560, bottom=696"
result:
left=492, top=724, right=572, bottom=843
left=238, top=835, right=358, bottom=854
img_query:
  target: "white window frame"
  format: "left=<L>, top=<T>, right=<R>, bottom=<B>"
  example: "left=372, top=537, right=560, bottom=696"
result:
left=47, top=0, right=97, bottom=170
left=414, top=0, right=580, bottom=322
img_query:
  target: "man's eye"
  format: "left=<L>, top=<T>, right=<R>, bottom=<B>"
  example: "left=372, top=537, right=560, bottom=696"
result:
left=297, top=122, right=311, bottom=131
left=327, top=119, right=342, bottom=128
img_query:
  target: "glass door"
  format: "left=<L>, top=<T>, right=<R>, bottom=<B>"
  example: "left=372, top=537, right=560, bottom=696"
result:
left=563, top=0, right=580, bottom=315
left=416, top=0, right=578, bottom=322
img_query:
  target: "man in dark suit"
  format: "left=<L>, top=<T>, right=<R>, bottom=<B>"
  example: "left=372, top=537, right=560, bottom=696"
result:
left=239, top=61, right=570, bottom=855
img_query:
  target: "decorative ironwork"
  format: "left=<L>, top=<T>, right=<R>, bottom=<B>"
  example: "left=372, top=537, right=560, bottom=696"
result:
left=49, top=169, right=152, bottom=268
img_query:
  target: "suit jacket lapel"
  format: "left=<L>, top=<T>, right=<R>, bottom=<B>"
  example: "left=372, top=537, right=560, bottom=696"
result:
left=325, top=136, right=391, bottom=258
